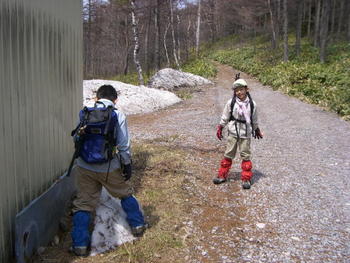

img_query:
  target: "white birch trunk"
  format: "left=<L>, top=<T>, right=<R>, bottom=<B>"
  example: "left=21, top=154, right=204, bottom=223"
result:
left=130, top=0, right=144, bottom=86
left=169, top=0, right=180, bottom=69
left=163, top=21, right=171, bottom=67
left=154, top=0, right=160, bottom=71
left=195, top=0, right=201, bottom=57
left=177, top=13, right=181, bottom=64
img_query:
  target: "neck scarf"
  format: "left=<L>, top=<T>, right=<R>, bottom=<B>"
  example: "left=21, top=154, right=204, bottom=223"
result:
left=235, top=96, right=251, bottom=124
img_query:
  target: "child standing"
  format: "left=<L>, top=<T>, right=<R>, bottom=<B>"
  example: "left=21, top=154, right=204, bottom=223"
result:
left=214, top=78, right=263, bottom=189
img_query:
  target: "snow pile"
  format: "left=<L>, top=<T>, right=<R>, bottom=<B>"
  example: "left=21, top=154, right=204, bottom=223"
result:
left=148, top=68, right=213, bottom=91
left=90, top=188, right=136, bottom=256
left=83, top=79, right=181, bottom=115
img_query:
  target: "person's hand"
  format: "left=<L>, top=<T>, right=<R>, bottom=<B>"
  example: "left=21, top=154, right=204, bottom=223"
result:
left=254, top=127, right=263, bottom=139
left=122, top=163, right=132, bottom=181
left=216, top=125, right=223, bottom=140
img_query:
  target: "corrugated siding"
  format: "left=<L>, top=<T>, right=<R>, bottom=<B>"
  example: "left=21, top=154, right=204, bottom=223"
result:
left=0, top=0, right=82, bottom=261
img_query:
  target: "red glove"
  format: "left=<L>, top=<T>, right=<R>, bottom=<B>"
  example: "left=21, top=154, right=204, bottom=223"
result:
left=216, top=125, right=223, bottom=140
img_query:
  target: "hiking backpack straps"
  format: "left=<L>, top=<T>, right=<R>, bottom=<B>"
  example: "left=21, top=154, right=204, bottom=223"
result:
left=229, top=92, right=255, bottom=138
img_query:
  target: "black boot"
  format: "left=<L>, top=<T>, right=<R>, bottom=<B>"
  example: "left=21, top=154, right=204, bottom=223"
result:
left=242, top=180, right=251, bottom=189
left=213, top=177, right=226, bottom=184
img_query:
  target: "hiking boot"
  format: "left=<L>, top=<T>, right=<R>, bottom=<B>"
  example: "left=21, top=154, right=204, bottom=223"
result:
left=242, top=180, right=251, bottom=189
left=213, top=177, right=226, bottom=184
left=69, top=246, right=89, bottom=257
left=131, top=223, right=149, bottom=237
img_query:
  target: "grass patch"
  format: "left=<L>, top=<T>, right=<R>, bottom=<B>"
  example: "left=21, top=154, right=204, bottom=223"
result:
left=181, top=56, right=217, bottom=79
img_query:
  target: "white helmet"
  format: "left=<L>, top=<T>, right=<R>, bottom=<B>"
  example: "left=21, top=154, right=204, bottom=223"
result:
left=232, top=79, right=247, bottom=89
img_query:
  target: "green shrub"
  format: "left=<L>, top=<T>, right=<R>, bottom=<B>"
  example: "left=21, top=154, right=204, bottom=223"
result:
left=181, top=57, right=217, bottom=79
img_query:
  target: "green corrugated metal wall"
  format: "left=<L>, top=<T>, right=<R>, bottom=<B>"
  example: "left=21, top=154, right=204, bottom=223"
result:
left=0, top=0, right=82, bottom=261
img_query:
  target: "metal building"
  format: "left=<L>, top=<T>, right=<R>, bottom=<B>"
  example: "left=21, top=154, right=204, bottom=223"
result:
left=0, top=0, right=82, bottom=261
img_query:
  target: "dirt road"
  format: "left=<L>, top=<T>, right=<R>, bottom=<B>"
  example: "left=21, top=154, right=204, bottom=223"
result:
left=129, top=63, right=350, bottom=263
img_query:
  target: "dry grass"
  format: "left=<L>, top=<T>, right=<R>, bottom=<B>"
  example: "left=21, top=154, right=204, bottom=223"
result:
left=33, top=140, right=192, bottom=263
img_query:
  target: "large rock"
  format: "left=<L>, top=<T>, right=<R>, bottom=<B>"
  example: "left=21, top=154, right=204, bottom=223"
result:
left=83, top=79, right=181, bottom=115
left=148, top=68, right=213, bottom=91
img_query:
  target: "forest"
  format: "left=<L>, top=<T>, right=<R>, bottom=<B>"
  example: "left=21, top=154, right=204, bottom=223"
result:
left=83, top=0, right=350, bottom=118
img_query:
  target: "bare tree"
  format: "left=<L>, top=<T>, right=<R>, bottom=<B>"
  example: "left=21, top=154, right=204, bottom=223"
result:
left=163, top=21, right=171, bottom=67
left=130, top=0, right=144, bottom=85
left=336, top=0, right=345, bottom=38
left=169, top=0, right=180, bottom=68
left=295, top=0, right=303, bottom=56
left=154, top=0, right=161, bottom=71
left=283, top=0, right=288, bottom=61
left=320, top=0, right=331, bottom=62
left=267, top=0, right=278, bottom=49
left=195, top=0, right=201, bottom=57
left=314, top=0, right=321, bottom=46
left=330, top=0, right=336, bottom=35
left=307, top=0, right=312, bottom=37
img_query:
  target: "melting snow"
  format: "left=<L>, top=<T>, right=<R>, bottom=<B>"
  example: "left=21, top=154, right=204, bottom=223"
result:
left=148, top=68, right=213, bottom=91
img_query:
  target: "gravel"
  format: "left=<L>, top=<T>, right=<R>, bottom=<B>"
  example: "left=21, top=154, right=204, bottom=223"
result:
left=128, top=64, right=350, bottom=262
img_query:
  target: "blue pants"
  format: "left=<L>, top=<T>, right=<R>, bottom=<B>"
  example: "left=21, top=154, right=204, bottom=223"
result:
left=121, top=195, right=145, bottom=227
left=71, top=211, right=91, bottom=248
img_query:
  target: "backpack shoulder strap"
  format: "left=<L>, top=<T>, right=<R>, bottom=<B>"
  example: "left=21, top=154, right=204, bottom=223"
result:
left=229, top=96, right=236, bottom=121
left=247, top=92, right=255, bottom=134
left=71, top=107, right=89, bottom=136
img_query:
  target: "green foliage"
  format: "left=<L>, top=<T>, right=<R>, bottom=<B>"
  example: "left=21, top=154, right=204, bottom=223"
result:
left=209, top=36, right=350, bottom=119
left=181, top=56, right=217, bottom=79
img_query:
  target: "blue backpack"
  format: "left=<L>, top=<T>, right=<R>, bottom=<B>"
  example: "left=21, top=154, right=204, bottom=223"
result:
left=72, top=101, right=119, bottom=164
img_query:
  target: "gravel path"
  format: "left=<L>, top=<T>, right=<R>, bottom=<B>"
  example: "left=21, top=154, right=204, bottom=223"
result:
left=129, top=64, right=350, bottom=263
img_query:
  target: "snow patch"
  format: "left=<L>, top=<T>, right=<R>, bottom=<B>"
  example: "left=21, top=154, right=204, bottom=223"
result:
left=83, top=79, right=181, bottom=115
left=90, top=188, right=136, bottom=256
left=148, top=68, right=213, bottom=91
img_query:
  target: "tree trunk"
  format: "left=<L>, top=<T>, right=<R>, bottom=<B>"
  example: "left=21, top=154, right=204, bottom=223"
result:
left=320, top=0, right=331, bottom=63
left=163, top=21, right=171, bottom=67
left=314, top=0, right=321, bottom=47
left=144, top=12, right=150, bottom=76
left=330, top=0, right=336, bottom=35
left=169, top=0, right=180, bottom=68
left=348, top=9, right=350, bottom=42
left=267, top=0, right=278, bottom=49
left=123, top=16, right=130, bottom=75
left=186, top=20, right=191, bottom=60
left=336, top=0, right=345, bottom=38
left=195, top=0, right=201, bottom=57
left=154, top=0, right=160, bottom=71
left=130, top=0, right=144, bottom=86
left=295, top=0, right=303, bottom=56
left=176, top=13, right=181, bottom=63
left=86, top=0, right=92, bottom=76
left=283, top=0, right=289, bottom=61
left=307, top=0, right=312, bottom=38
